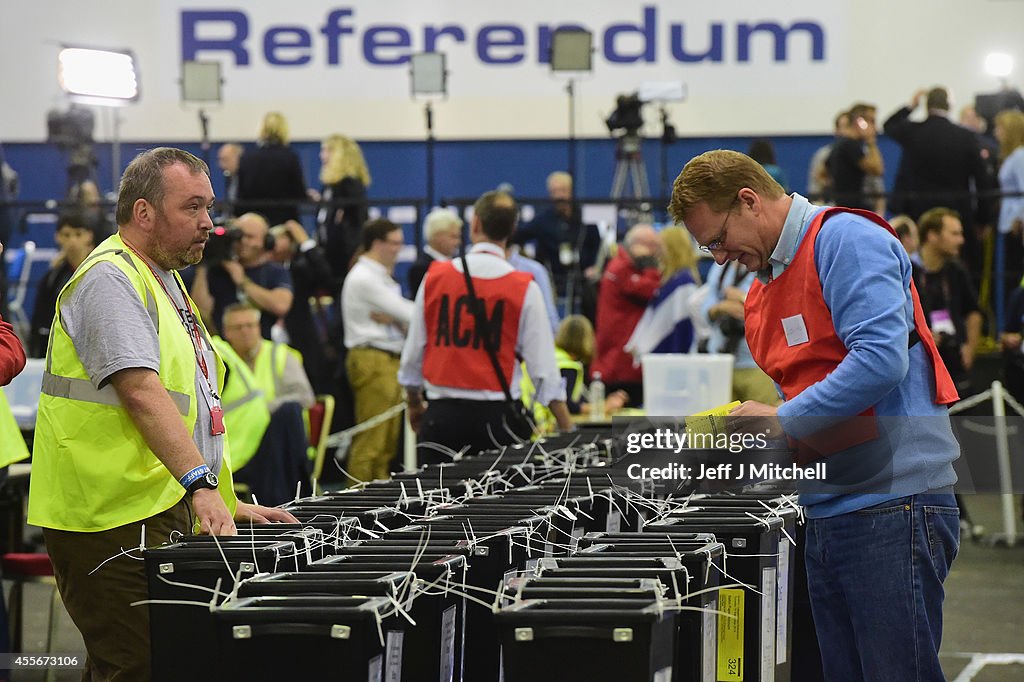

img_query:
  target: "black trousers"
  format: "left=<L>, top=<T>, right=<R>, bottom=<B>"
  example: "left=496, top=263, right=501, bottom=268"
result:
left=417, top=399, right=521, bottom=464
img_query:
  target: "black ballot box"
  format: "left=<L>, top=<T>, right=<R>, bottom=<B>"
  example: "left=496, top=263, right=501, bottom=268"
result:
left=539, top=539, right=724, bottom=682
left=212, top=596, right=398, bottom=681
left=237, top=571, right=459, bottom=682
left=307, top=554, right=467, bottom=682
left=144, top=539, right=302, bottom=682
left=496, top=599, right=676, bottom=682
left=648, top=514, right=789, bottom=682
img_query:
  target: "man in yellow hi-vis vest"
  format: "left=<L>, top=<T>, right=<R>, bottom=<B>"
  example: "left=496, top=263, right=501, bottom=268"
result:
left=27, top=148, right=297, bottom=681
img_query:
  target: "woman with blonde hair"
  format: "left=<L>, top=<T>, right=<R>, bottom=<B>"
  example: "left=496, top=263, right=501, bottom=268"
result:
left=625, top=225, right=701, bottom=358
left=996, top=109, right=1024, bottom=237
left=523, top=314, right=628, bottom=429
left=318, top=134, right=371, bottom=279
left=236, top=111, right=307, bottom=225
left=995, top=109, right=1024, bottom=326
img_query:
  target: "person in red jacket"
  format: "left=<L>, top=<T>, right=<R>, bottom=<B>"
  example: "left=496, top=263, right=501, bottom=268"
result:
left=0, top=242, right=27, bottom=385
left=591, top=224, right=661, bottom=406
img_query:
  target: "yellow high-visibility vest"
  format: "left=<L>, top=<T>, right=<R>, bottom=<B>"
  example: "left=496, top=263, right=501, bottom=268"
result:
left=212, top=337, right=271, bottom=471
left=0, top=390, right=29, bottom=468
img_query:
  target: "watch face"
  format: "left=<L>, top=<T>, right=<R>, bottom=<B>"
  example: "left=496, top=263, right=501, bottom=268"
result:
left=204, top=472, right=219, bottom=487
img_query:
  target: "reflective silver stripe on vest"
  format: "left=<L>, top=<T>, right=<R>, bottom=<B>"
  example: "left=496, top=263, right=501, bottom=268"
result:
left=41, top=372, right=191, bottom=417
left=223, top=356, right=264, bottom=409
left=223, top=389, right=265, bottom=413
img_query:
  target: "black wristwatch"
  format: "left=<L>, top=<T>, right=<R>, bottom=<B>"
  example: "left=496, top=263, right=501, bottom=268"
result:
left=186, top=472, right=219, bottom=495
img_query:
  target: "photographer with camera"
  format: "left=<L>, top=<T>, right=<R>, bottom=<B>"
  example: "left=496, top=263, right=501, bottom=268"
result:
left=701, top=261, right=781, bottom=405
left=827, top=103, right=884, bottom=212
left=190, top=212, right=294, bottom=339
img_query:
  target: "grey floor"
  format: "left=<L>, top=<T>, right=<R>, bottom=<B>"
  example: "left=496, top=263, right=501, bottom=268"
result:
left=4, top=494, right=1023, bottom=682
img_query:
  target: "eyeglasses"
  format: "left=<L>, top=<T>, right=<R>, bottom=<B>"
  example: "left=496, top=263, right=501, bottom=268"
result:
left=224, top=321, right=259, bottom=331
left=697, top=199, right=738, bottom=254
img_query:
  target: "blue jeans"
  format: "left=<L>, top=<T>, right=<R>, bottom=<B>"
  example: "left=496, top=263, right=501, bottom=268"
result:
left=804, top=494, right=960, bottom=681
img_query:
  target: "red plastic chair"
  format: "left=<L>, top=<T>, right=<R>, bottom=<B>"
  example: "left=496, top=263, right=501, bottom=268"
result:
left=3, top=552, right=61, bottom=662
left=308, top=394, right=336, bottom=492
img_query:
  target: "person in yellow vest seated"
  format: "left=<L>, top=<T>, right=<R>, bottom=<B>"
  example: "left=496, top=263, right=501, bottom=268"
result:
left=26, top=148, right=297, bottom=681
left=220, top=302, right=314, bottom=412
left=214, top=303, right=314, bottom=506
left=522, top=315, right=629, bottom=431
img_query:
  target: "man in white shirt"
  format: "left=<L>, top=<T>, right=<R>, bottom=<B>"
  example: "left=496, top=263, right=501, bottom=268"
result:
left=341, top=219, right=414, bottom=483
left=399, top=190, right=572, bottom=463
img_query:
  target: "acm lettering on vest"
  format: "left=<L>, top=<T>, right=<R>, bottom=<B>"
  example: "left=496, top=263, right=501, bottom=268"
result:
left=181, top=7, right=826, bottom=67
left=433, top=294, right=505, bottom=351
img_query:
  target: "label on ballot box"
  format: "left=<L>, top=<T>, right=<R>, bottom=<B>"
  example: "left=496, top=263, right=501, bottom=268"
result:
left=386, top=631, right=404, bottom=682
left=760, top=567, right=777, bottom=682
left=441, top=606, right=457, bottom=682
left=704, top=596, right=718, bottom=682
left=776, top=542, right=790, bottom=665
left=718, top=588, right=745, bottom=681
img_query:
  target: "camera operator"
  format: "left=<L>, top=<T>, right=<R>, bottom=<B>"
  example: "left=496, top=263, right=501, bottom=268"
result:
left=701, top=261, right=780, bottom=405
left=191, top=212, right=293, bottom=339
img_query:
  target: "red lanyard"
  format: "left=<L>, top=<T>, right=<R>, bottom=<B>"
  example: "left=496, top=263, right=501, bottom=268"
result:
left=121, top=240, right=220, bottom=401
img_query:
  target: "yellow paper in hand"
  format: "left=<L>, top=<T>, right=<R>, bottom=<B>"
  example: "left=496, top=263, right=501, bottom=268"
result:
left=684, top=401, right=742, bottom=439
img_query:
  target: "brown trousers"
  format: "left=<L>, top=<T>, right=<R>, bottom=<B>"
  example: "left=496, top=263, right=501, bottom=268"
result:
left=345, top=347, right=403, bottom=484
left=43, top=499, right=192, bottom=682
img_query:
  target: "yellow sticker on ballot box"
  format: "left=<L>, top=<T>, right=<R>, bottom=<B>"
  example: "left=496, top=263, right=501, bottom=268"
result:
left=717, top=588, right=745, bottom=681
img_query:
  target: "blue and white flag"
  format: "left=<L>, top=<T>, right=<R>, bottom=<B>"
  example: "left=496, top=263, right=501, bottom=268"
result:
left=624, top=270, right=698, bottom=364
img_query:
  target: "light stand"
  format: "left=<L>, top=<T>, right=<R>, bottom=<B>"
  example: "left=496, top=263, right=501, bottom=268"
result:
left=550, top=30, right=593, bottom=316
left=410, top=52, right=448, bottom=222
left=658, top=106, right=678, bottom=202
left=180, top=61, right=223, bottom=169
left=425, top=101, right=435, bottom=210
left=610, top=132, right=649, bottom=200
left=550, top=29, right=594, bottom=198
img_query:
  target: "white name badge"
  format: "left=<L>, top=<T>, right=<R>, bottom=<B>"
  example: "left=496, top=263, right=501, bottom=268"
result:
left=781, top=314, right=809, bottom=347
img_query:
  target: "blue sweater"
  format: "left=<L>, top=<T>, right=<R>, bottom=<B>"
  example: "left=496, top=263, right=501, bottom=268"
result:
left=769, top=195, right=959, bottom=517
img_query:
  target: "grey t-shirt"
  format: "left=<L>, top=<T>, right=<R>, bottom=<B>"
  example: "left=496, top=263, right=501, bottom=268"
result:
left=61, top=260, right=224, bottom=475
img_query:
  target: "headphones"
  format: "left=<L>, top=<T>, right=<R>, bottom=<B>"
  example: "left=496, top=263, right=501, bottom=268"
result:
left=262, top=231, right=276, bottom=252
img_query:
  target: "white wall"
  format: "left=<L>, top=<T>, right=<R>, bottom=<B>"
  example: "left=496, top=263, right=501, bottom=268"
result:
left=1, top=0, right=1021, bottom=142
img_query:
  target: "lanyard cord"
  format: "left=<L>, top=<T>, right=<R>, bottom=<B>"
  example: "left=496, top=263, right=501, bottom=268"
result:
left=121, top=240, right=220, bottom=401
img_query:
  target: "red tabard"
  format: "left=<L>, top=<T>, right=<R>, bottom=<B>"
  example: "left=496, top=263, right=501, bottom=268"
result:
left=422, top=260, right=532, bottom=391
left=744, top=207, right=958, bottom=461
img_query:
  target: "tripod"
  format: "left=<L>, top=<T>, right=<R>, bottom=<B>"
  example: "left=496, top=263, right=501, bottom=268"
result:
left=610, top=132, right=650, bottom=199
